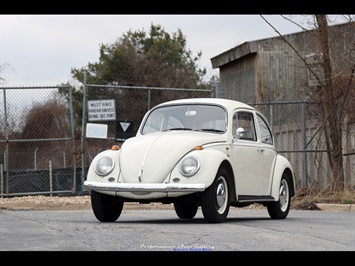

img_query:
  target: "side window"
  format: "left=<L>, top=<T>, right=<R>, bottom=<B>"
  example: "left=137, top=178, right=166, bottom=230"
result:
left=233, top=112, right=256, bottom=141
left=257, top=115, right=273, bottom=145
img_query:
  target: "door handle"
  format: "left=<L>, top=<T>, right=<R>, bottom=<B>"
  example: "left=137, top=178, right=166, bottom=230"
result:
left=257, top=148, right=265, bottom=153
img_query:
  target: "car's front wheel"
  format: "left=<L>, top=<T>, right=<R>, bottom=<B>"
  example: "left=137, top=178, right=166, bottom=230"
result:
left=201, top=167, right=231, bottom=223
left=90, top=190, right=124, bottom=222
left=267, top=172, right=291, bottom=219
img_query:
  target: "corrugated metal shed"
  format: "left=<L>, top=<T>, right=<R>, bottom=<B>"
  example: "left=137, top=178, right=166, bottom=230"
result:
left=210, top=22, right=355, bottom=103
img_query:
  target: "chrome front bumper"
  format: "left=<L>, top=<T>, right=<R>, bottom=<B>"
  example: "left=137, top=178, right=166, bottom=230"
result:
left=84, top=181, right=206, bottom=193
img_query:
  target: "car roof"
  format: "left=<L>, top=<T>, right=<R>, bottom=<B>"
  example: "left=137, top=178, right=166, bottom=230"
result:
left=156, top=98, right=255, bottom=112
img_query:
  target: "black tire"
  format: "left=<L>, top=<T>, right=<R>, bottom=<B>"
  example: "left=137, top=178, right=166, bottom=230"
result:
left=90, top=190, right=124, bottom=222
left=200, top=168, right=231, bottom=223
left=173, top=202, right=198, bottom=219
left=267, top=172, right=291, bottom=219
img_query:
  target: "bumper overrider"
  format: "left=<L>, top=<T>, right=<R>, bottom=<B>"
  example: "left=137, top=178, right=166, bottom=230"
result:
left=83, top=181, right=206, bottom=193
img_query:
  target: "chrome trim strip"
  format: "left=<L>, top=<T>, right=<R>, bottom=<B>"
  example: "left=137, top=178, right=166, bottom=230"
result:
left=84, top=181, right=206, bottom=192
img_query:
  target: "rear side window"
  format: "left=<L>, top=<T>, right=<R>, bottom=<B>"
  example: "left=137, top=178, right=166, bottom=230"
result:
left=257, top=114, right=273, bottom=145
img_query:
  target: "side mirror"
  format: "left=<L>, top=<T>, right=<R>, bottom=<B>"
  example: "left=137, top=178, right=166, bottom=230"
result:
left=236, top=127, right=245, bottom=139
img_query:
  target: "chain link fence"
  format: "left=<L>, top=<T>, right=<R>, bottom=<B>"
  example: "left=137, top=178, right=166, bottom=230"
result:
left=254, top=101, right=355, bottom=192
left=1, top=84, right=354, bottom=197
left=0, top=85, right=79, bottom=197
left=0, top=84, right=213, bottom=197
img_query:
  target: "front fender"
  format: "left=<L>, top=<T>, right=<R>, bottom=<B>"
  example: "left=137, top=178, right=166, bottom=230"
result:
left=85, top=148, right=121, bottom=186
left=270, top=154, right=295, bottom=200
left=170, top=148, right=231, bottom=189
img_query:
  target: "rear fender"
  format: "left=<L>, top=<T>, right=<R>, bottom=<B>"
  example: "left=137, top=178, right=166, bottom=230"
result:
left=270, top=155, right=295, bottom=200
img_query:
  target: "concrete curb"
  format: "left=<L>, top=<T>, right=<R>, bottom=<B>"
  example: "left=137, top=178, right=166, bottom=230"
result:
left=316, top=203, right=354, bottom=212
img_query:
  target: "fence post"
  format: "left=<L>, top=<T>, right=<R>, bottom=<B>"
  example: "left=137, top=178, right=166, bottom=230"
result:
left=34, top=147, right=38, bottom=170
left=0, top=164, right=3, bottom=197
left=269, top=103, right=273, bottom=129
left=302, top=102, right=308, bottom=187
left=80, top=71, right=88, bottom=193
left=49, top=160, right=53, bottom=196
left=147, top=89, right=151, bottom=111
left=73, top=153, right=77, bottom=194
left=69, top=86, right=76, bottom=195
left=3, top=88, right=9, bottom=195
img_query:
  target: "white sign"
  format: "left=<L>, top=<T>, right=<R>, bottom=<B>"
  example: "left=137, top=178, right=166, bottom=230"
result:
left=86, top=123, right=108, bottom=139
left=88, top=99, right=116, bottom=121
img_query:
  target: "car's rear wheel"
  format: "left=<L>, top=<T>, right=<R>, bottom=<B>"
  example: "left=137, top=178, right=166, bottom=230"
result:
left=174, top=202, right=198, bottom=219
left=267, top=172, right=291, bottom=219
left=201, top=168, right=231, bottom=223
left=90, top=190, right=124, bottom=222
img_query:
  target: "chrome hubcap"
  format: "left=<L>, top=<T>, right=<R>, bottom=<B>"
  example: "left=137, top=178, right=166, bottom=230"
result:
left=216, top=179, right=226, bottom=209
left=279, top=180, right=288, bottom=211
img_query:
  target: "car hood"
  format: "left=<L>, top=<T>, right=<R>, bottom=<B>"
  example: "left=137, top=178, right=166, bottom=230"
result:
left=119, top=131, right=225, bottom=183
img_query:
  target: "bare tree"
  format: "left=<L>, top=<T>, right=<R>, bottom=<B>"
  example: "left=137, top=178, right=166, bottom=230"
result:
left=315, top=15, right=343, bottom=191
left=261, top=15, right=355, bottom=192
left=0, top=63, right=15, bottom=85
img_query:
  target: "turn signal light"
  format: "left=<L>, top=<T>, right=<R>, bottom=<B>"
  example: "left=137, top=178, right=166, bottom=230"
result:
left=195, top=145, right=203, bottom=150
left=111, top=145, right=120, bottom=150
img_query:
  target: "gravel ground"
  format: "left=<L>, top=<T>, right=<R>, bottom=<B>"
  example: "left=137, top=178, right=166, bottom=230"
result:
left=0, top=195, right=180, bottom=211
left=0, top=195, right=93, bottom=211
left=0, top=194, right=353, bottom=212
left=0, top=195, right=268, bottom=211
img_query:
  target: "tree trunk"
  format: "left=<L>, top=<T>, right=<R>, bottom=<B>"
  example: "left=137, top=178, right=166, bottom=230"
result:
left=315, top=15, right=343, bottom=191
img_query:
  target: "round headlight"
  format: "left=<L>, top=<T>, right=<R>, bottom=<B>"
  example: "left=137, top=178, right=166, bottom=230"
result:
left=179, top=156, right=200, bottom=177
left=95, top=156, right=115, bottom=176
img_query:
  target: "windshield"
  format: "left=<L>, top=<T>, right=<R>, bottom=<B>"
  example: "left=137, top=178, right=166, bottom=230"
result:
left=141, top=104, right=227, bottom=135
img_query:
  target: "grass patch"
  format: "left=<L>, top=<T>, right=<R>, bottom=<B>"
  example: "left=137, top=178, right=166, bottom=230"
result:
left=291, top=187, right=355, bottom=209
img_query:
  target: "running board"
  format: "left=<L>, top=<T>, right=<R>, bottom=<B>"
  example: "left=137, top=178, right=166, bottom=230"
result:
left=238, top=195, right=275, bottom=202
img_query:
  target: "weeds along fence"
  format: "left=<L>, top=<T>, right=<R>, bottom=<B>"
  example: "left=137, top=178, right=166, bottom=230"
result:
left=1, top=85, right=354, bottom=197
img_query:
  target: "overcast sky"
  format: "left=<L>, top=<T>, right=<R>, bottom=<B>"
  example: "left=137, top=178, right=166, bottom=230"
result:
left=0, top=14, right=346, bottom=87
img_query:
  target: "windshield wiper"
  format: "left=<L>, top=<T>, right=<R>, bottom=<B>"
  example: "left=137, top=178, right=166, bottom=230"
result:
left=196, top=128, right=224, bottom=133
left=163, top=128, right=192, bottom=131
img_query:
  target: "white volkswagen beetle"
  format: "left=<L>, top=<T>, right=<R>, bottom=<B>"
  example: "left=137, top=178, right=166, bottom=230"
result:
left=84, top=98, right=296, bottom=223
